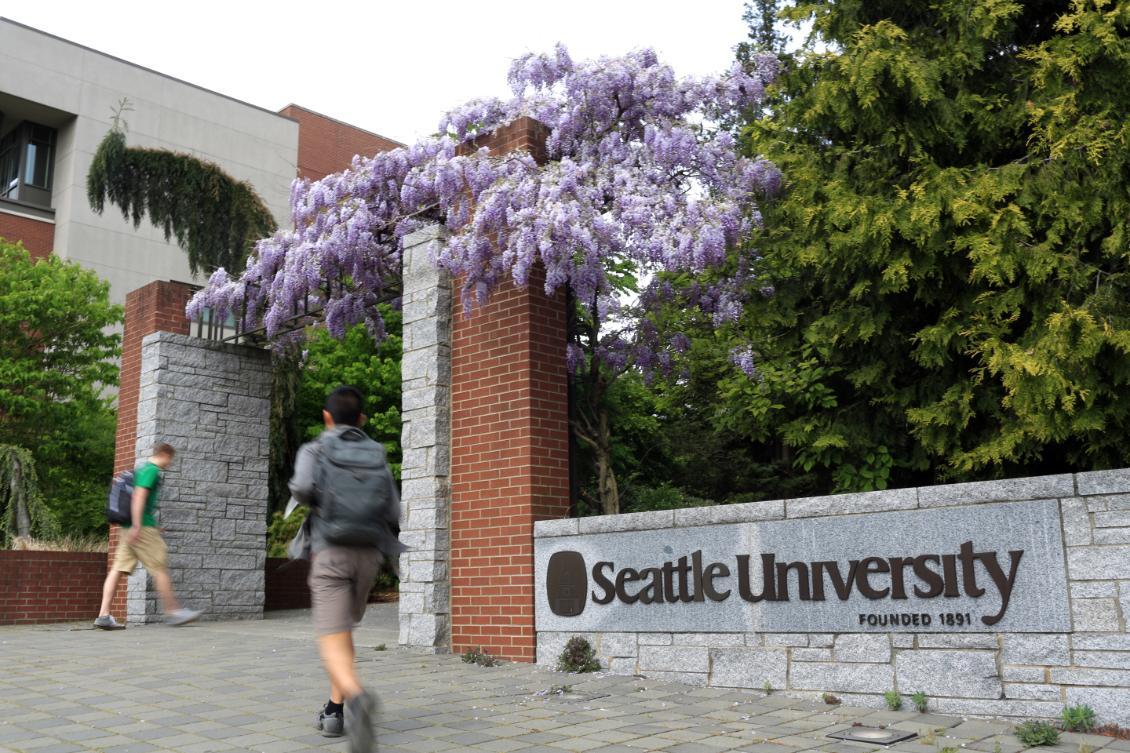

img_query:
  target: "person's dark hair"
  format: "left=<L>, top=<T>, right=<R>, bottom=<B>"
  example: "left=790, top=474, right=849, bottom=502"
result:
left=325, top=386, right=365, bottom=427
left=154, top=442, right=176, bottom=457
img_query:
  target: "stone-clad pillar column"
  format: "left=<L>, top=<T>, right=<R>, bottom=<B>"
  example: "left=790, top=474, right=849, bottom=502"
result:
left=130, top=332, right=271, bottom=622
left=397, top=226, right=453, bottom=650
left=110, top=280, right=194, bottom=622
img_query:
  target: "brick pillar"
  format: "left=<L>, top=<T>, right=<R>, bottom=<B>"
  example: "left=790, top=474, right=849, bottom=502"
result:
left=108, top=280, right=194, bottom=621
left=449, top=118, right=571, bottom=662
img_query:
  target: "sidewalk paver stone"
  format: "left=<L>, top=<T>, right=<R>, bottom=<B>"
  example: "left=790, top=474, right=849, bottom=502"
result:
left=4, top=607, right=1129, bottom=753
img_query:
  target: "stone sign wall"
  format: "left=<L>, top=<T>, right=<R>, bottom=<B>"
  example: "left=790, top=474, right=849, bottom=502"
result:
left=129, top=332, right=271, bottom=622
left=535, top=472, right=1130, bottom=724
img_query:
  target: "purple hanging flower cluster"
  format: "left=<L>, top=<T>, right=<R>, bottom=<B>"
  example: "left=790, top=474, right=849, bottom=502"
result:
left=188, top=44, right=780, bottom=373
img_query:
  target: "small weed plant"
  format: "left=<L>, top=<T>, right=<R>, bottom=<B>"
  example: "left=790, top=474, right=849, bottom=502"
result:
left=941, top=747, right=959, bottom=753
left=556, top=636, right=601, bottom=673
left=1015, top=721, right=1060, bottom=747
left=461, top=647, right=500, bottom=667
left=822, top=692, right=841, bottom=705
left=763, top=681, right=772, bottom=694
left=910, top=691, right=929, bottom=713
left=373, top=643, right=386, bottom=651
left=1062, top=704, right=1096, bottom=733
left=884, top=691, right=902, bottom=711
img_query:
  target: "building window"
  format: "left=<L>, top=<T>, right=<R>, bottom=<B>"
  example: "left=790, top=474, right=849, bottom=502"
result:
left=0, top=121, right=56, bottom=207
left=0, top=130, right=19, bottom=200
left=24, top=125, right=55, bottom=189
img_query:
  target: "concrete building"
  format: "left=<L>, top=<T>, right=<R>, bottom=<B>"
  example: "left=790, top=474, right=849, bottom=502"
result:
left=0, top=18, right=399, bottom=304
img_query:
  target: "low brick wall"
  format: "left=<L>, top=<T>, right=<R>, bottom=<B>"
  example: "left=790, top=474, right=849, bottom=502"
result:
left=265, top=557, right=312, bottom=611
left=264, top=557, right=396, bottom=611
left=0, top=551, right=105, bottom=625
left=536, top=470, right=1130, bottom=725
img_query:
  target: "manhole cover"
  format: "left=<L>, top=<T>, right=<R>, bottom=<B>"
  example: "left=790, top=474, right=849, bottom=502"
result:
left=828, top=726, right=917, bottom=745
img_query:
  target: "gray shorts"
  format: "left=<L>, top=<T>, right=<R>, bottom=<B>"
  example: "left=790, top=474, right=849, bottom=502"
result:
left=308, top=546, right=382, bottom=636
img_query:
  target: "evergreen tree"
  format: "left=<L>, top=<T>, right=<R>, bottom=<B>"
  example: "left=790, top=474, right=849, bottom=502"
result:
left=723, top=0, right=1130, bottom=490
left=737, top=0, right=787, bottom=61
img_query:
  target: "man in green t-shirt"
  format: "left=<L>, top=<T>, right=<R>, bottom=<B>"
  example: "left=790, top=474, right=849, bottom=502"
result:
left=93, top=443, right=202, bottom=629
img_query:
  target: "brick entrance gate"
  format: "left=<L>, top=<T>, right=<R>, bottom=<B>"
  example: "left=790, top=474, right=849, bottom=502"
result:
left=111, top=121, right=569, bottom=659
left=398, top=119, right=571, bottom=661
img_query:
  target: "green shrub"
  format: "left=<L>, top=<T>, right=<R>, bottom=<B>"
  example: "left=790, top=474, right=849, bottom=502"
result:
left=266, top=507, right=307, bottom=557
left=461, top=647, right=500, bottom=667
left=1015, top=721, right=1060, bottom=747
left=1061, top=704, right=1096, bottom=733
left=884, top=691, right=902, bottom=711
left=910, top=691, right=929, bottom=713
left=624, top=483, right=711, bottom=513
left=556, top=636, right=601, bottom=673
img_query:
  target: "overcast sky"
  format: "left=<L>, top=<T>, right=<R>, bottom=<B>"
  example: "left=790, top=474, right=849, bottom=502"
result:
left=5, top=0, right=776, bottom=144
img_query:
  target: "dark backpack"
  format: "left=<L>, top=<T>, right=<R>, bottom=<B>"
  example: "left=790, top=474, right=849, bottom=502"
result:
left=106, top=471, right=135, bottom=525
left=314, top=427, right=393, bottom=547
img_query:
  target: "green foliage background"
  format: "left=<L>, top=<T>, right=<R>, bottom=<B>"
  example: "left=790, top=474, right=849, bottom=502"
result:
left=691, top=0, right=1130, bottom=496
left=295, top=308, right=403, bottom=476
left=0, top=240, right=122, bottom=538
left=266, top=309, right=403, bottom=551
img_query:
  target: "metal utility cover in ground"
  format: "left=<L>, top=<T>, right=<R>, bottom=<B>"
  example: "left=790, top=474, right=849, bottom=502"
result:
left=828, top=727, right=918, bottom=745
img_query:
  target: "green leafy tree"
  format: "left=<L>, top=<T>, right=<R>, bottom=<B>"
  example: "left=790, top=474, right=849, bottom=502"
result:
left=0, top=240, right=122, bottom=536
left=269, top=312, right=402, bottom=557
left=295, top=308, right=403, bottom=481
left=722, top=0, right=1130, bottom=490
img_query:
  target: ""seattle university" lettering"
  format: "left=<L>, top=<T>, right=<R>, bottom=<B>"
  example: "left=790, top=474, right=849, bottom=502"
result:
left=588, top=542, right=1023, bottom=626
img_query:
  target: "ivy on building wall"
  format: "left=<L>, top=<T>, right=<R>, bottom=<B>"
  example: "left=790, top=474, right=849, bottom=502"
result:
left=86, top=103, right=276, bottom=276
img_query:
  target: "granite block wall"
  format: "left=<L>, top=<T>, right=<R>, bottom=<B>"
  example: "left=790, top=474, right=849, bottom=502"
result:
left=129, top=332, right=271, bottom=622
left=397, top=226, right=453, bottom=651
left=536, top=472, right=1130, bottom=725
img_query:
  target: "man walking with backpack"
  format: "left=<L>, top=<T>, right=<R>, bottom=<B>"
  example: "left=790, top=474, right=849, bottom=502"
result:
left=289, top=386, right=403, bottom=753
left=94, top=442, right=202, bottom=629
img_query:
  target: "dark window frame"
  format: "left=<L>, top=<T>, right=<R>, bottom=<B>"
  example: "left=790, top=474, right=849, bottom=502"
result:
left=0, top=120, right=57, bottom=207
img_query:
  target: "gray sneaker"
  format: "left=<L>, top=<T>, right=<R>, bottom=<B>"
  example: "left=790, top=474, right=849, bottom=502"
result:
left=345, top=691, right=376, bottom=753
left=166, top=608, right=202, bottom=626
left=315, top=705, right=344, bottom=738
left=93, top=615, right=125, bottom=630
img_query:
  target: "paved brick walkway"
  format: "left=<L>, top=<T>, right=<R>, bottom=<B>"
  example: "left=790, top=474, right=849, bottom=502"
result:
left=3, top=607, right=1128, bottom=753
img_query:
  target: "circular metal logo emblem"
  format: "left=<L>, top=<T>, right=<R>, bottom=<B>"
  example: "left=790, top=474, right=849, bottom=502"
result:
left=546, top=550, right=587, bottom=617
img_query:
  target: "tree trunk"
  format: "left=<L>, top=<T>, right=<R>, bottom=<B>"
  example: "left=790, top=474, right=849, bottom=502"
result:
left=594, top=403, right=620, bottom=516
left=12, top=456, right=30, bottom=538
left=573, top=387, right=621, bottom=516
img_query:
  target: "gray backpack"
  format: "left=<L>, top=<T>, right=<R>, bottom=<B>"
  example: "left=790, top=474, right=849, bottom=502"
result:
left=314, top=427, right=393, bottom=547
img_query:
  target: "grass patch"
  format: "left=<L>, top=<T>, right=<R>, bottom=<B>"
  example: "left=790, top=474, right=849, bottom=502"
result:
left=9, top=534, right=108, bottom=553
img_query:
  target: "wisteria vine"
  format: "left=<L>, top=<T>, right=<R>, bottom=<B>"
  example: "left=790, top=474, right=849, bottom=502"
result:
left=187, top=44, right=781, bottom=373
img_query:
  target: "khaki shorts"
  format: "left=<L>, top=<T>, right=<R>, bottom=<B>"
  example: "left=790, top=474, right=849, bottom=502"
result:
left=112, top=527, right=168, bottom=573
left=309, top=547, right=382, bottom=636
